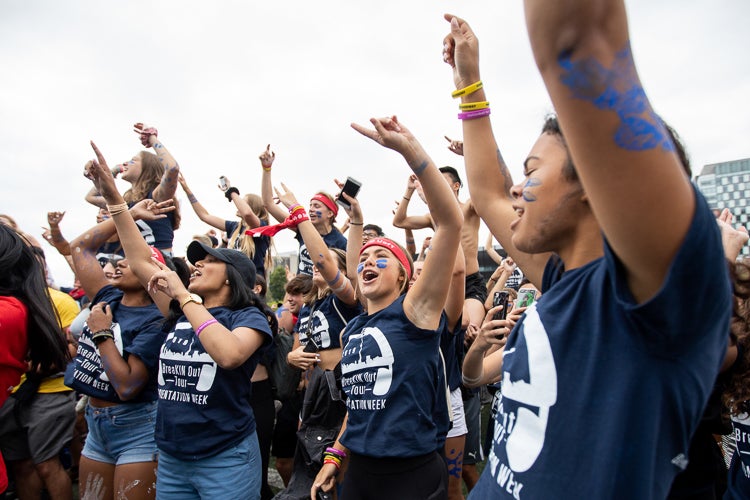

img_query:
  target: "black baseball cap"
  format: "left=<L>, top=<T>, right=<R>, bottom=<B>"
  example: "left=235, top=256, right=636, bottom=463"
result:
left=186, top=241, right=256, bottom=287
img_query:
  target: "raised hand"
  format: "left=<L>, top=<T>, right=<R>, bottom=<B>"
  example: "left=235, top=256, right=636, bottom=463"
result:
left=259, top=144, right=275, bottom=170
left=133, top=122, right=158, bottom=147
left=351, top=116, right=419, bottom=159
left=444, top=135, right=464, bottom=156
left=442, top=14, right=481, bottom=90
left=47, top=211, right=65, bottom=227
left=129, top=199, right=176, bottom=221
left=273, top=183, right=300, bottom=210
left=334, top=178, right=363, bottom=222
left=147, top=257, right=187, bottom=300
left=717, top=208, right=750, bottom=260
left=87, top=142, right=121, bottom=202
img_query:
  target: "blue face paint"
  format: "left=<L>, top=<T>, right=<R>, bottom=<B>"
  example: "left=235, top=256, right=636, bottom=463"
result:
left=315, top=211, right=323, bottom=218
left=558, top=43, right=674, bottom=152
left=521, top=178, right=540, bottom=202
left=357, top=263, right=364, bottom=274
left=375, top=259, right=387, bottom=269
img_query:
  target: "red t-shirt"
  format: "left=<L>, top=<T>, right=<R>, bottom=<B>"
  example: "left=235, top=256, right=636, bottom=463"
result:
left=0, top=295, right=28, bottom=493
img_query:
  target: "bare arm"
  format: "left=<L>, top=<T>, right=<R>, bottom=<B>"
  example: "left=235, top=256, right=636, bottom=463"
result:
left=86, top=141, right=173, bottom=316
left=86, top=303, right=151, bottom=400
left=276, top=184, right=358, bottom=307
left=353, top=116, right=463, bottom=330
left=178, top=173, right=227, bottom=230
left=485, top=233, right=503, bottom=265
left=522, top=1, right=695, bottom=302
left=444, top=245, right=466, bottom=330
left=392, top=174, right=433, bottom=230
left=135, top=124, right=180, bottom=203
left=259, top=145, right=290, bottom=224
left=443, top=15, right=550, bottom=288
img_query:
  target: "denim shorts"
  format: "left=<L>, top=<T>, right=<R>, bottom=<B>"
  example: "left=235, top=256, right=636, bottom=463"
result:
left=82, top=401, right=158, bottom=465
left=157, top=432, right=261, bottom=500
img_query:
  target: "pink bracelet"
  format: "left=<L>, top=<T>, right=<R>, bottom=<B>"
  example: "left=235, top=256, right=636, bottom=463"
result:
left=458, top=108, right=491, bottom=120
left=195, top=319, right=218, bottom=337
left=325, top=447, right=347, bottom=458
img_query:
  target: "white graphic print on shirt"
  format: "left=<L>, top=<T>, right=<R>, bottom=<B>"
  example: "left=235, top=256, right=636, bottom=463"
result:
left=341, top=327, right=394, bottom=410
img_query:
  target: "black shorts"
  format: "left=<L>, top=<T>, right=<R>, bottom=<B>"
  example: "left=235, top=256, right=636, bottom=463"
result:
left=465, top=272, right=487, bottom=303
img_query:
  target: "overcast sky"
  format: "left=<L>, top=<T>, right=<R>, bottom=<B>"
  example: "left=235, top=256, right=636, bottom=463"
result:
left=1, top=1, right=748, bottom=287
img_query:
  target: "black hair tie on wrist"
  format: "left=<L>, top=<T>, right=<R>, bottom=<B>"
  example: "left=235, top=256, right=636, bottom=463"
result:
left=225, top=187, right=240, bottom=201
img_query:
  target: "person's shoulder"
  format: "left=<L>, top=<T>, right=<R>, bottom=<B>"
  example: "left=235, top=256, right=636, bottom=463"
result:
left=0, top=296, right=27, bottom=317
left=326, top=228, right=348, bottom=248
left=48, top=287, right=80, bottom=309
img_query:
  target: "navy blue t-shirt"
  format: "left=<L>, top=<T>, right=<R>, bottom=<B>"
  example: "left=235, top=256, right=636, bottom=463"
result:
left=155, top=306, right=273, bottom=460
left=129, top=189, right=175, bottom=251
left=726, top=414, right=750, bottom=499
left=295, top=228, right=347, bottom=276
left=294, top=294, right=362, bottom=350
left=225, top=220, right=270, bottom=278
left=64, top=285, right=165, bottom=403
left=470, top=189, right=730, bottom=499
left=340, top=295, right=447, bottom=457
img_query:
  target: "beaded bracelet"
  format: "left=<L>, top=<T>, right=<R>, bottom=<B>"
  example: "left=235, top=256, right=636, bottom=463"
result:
left=451, top=80, right=483, bottom=99
left=459, top=100, right=490, bottom=111
left=458, top=108, right=491, bottom=120
left=195, top=319, right=218, bottom=337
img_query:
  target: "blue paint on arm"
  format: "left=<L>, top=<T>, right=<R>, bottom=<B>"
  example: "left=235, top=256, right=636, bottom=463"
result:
left=413, top=160, right=428, bottom=175
left=558, top=43, right=674, bottom=152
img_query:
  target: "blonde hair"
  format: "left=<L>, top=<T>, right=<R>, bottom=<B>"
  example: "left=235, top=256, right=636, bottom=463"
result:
left=227, top=194, right=273, bottom=271
left=122, top=151, right=181, bottom=230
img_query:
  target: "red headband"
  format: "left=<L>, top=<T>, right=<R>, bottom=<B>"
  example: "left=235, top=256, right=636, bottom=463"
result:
left=311, top=194, right=338, bottom=217
left=360, top=237, right=412, bottom=280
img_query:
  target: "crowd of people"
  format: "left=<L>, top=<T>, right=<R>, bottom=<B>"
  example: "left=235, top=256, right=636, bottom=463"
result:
left=2, top=2, right=749, bottom=499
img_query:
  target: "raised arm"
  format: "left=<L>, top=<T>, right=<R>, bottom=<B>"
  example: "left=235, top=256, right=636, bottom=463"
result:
left=71, top=200, right=175, bottom=301
left=443, top=15, right=550, bottom=288
left=178, top=172, right=226, bottom=230
left=392, top=174, right=433, bottom=230
left=522, top=1, right=695, bottom=301
left=259, top=145, right=289, bottom=224
left=84, top=161, right=124, bottom=208
left=275, top=184, right=358, bottom=306
left=86, top=141, right=172, bottom=315
left=352, top=116, right=463, bottom=329
left=223, top=177, right=261, bottom=229
left=42, top=211, right=75, bottom=274
left=135, top=123, right=180, bottom=203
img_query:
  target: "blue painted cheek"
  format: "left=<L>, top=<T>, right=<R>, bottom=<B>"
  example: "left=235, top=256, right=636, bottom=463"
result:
left=315, top=211, right=323, bottom=218
left=375, top=259, right=387, bottom=269
left=522, top=178, right=540, bottom=202
left=357, top=263, right=364, bottom=274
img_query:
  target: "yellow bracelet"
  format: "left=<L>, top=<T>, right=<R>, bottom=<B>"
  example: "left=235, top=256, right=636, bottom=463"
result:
left=451, top=80, right=482, bottom=99
left=459, top=101, right=490, bottom=111
left=106, top=203, right=129, bottom=216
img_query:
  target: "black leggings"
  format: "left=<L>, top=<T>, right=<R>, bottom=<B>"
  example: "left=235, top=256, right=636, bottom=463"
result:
left=250, top=379, right=275, bottom=500
left=341, top=451, right=448, bottom=500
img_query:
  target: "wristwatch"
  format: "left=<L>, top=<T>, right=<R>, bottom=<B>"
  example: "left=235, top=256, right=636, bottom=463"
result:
left=179, top=293, right=203, bottom=309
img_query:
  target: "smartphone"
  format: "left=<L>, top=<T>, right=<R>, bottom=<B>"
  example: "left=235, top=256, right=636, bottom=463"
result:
left=516, top=289, right=535, bottom=309
left=219, top=176, right=228, bottom=190
left=317, top=491, right=332, bottom=500
left=492, top=291, right=509, bottom=321
left=336, top=177, right=362, bottom=209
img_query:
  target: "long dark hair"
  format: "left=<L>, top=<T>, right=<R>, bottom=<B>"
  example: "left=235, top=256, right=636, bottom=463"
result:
left=0, top=225, right=70, bottom=374
left=723, top=258, right=750, bottom=416
left=225, top=265, right=278, bottom=337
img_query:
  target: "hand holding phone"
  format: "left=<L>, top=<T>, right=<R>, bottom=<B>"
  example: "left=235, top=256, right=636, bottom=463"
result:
left=336, top=177, right=362, bottom=209
left=492, top=291, right=509, bottom=321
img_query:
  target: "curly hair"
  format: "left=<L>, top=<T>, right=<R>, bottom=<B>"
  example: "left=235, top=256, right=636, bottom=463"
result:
left=723, top=258, right=750, bottom=416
